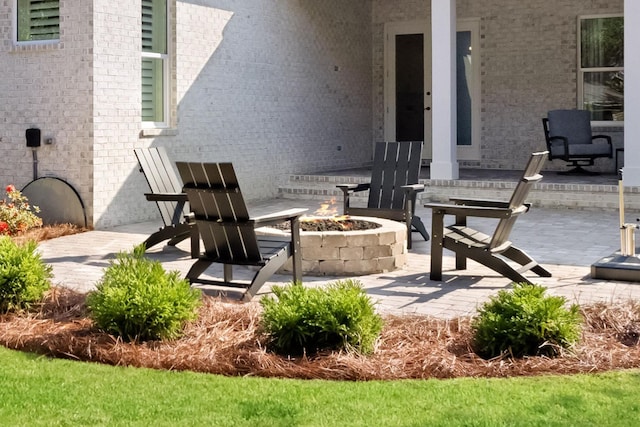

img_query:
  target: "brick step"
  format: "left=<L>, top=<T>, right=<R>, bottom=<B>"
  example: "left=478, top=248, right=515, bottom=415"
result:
left=278, top=172, right=640, bottom=211
left=277, top=174, right=429, bottom=204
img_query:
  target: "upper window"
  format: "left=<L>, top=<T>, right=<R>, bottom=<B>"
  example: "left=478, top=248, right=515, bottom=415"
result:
left=578, top=15, right=624, bottom=123
left=141, top=0, right=168, bottom=126
left=15, top=0, right=59, bottom=43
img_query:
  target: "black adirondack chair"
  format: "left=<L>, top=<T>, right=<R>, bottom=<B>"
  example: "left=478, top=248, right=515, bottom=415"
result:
left=176, top=161, right=307, bottom=301
left=336, top=141, right=429, bottom=249
left=134, top=147, right=199, bottom=257
left=426, top=151, right=552, bottom=284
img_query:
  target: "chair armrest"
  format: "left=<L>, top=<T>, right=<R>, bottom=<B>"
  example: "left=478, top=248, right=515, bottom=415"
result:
left=144, top=192, right=188, bottom=203
left=592, top=134, right=613, bottom=152
left=253, top=208, right=308, bottom=227
left=425, top=202, right=526, bottom=219
left=336, top=183, right=370, bottom=193
left=448, top=197, right=510, bottom=208
left=401, top=183, right=425, bottom=194
left=545, top=136, right=570, bottom=160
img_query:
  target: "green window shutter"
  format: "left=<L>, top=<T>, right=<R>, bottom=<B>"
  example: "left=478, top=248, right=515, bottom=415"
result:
left=141, top=0, right=167, bottom=123
left=142, top=0, right=166, bottom=53
left=18, top=0, right=60, bottom=42
left=142, top=58, right=164, bottom=122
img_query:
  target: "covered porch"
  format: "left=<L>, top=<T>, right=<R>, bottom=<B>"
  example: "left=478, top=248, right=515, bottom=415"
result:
left=425, top=0, right=639, bottom=186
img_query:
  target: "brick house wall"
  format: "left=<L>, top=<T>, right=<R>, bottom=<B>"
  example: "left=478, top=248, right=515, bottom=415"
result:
left=1, top=0, right=374, bottom=228
left=102, top=0, right=374, bottom=228
left=0, top=1, right=95, bottom=220
left=92, top=0, right=146, bottom=228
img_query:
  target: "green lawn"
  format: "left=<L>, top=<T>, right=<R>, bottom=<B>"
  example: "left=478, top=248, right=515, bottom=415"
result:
left=1, top=347, right=639, bottom=426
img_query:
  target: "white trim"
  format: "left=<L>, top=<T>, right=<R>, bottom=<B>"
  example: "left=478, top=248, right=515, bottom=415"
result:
left=430, top=0, right=459, bottom=179
left=383, top=18, right=480, bottom=162
left=383, top=20, right=431, bottom=155
left=623, top=0, right=640, bottom=185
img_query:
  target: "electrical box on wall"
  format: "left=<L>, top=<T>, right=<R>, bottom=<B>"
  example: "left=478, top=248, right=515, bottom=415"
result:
left=26, top=128, right=41, bottom=147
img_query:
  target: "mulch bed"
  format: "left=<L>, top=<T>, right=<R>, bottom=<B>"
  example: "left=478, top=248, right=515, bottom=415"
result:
left=1, top=287, right=639, bottom=380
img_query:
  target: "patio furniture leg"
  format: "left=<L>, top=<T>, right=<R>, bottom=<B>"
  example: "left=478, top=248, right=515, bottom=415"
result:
left=430, top=210, right=445, bottom=281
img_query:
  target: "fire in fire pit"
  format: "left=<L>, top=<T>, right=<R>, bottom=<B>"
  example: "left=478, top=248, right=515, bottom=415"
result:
left=274, top=198, right=381, bottom=232
left=276, top=216, right=381, bottom=232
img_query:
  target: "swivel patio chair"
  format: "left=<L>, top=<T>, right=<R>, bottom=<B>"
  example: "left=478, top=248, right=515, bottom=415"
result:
left=542, top=109, right=612, bottom=175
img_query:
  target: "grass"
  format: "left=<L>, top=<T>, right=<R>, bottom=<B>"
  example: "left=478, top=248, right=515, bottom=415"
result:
left=2, top=347, right=640, bottom=426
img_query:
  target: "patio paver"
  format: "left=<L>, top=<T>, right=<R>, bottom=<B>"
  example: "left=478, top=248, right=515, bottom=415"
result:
left=37, top=198, right=640, bottom=318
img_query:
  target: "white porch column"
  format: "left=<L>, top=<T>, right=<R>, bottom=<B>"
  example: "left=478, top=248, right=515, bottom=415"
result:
left=430, top=0, right=459, bottom=179
left=624, top=0, right=640, bottom=185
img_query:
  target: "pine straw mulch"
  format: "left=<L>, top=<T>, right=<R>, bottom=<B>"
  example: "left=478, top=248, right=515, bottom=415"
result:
left=10, top=223, right=91, bottom=246
left=1, top=287, right=639, bottom=380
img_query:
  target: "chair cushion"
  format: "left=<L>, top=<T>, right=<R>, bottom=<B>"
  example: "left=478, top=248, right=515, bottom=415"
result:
left=547, top=109, right=592, bottom=145
left=550, top=143, right=611, bottom=158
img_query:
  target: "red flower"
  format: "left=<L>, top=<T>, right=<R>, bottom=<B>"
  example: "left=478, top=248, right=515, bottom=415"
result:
left=0, top=221, right=8, bottom=234
left=5, top=185, right=15, bottom=193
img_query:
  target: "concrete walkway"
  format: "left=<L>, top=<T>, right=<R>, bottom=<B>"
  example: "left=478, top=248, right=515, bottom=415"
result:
left=37, top=199, right=640, bottom=319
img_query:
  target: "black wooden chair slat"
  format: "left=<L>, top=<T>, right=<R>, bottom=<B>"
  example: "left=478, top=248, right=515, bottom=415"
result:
left=389, top=142, right=412, bottom=209
left=337, top=141, right=429, bottom=249
left=426, top=151, right=552, bottom=284
left=177, top=161, right=307, bottom=301
left=367, top=142, right=387, bottom=205
left=134, top=147, right=199, bottom=258
left=377, top=143, right=401, bottom=208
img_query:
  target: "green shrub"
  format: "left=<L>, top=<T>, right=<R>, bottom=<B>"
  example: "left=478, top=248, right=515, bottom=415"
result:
left=0, top=237, right=52, bottom=312
left=260, top=280, right=383, bottom=355
left=86, top=245, right=201, bottom=342
left=472, top=283, right=582, bottom=358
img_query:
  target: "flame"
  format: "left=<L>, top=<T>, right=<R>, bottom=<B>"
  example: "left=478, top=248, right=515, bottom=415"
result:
left=298, top=198, right=355, bottom=230
left=313, top=197, right=339, bottom=217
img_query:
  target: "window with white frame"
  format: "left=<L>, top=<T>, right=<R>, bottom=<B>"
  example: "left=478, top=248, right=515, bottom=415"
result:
left=15, top=0, right=60, bottom=43
left=578, top=15, right=624, bottom=123
left=142, top=0, right=168, bottom=126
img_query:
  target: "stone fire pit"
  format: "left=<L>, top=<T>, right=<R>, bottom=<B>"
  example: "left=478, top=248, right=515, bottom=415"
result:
left=257, top=216, right=407, bottom=276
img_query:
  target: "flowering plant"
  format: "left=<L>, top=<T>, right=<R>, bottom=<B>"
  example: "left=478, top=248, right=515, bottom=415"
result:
left=0, top=185, right=42, bottom=235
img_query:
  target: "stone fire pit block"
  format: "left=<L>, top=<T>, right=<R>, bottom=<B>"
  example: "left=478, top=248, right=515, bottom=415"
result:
left=256, top=216, right=408, bottom=276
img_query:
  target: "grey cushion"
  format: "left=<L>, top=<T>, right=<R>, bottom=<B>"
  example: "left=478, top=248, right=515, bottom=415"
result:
left=547, top=109, right=592, bottom=145
left=550, top=143, right=611, bottom=158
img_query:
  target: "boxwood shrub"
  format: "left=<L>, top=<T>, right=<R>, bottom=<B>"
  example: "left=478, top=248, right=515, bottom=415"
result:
left=472, top=283, right=582, bottom=358
left=0, top=237, right=52, bottom=312
left=260, top=279, right=383, bottom=356
left=86, top=245, right=201, bottom=342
